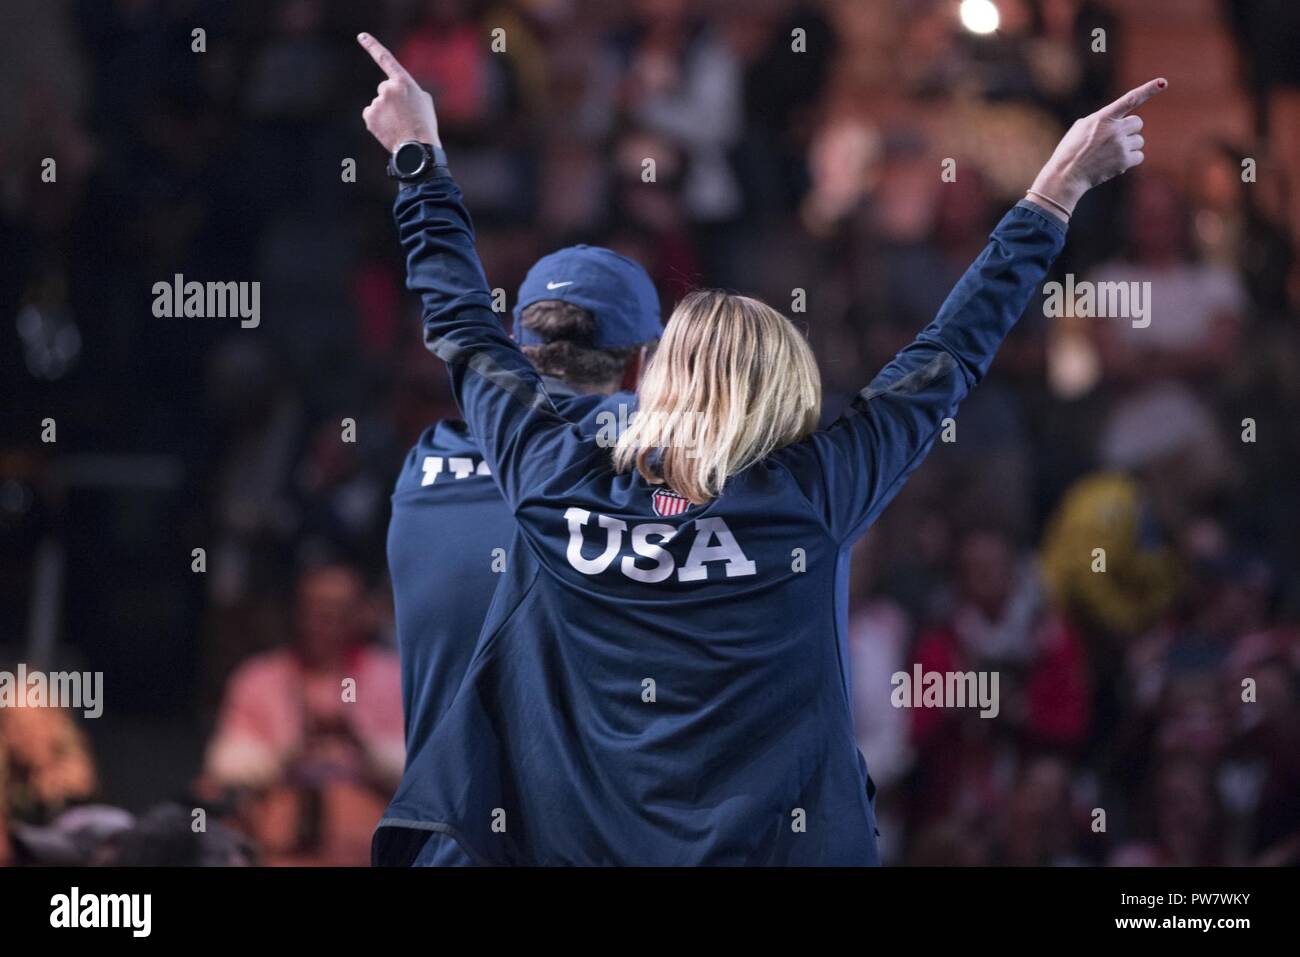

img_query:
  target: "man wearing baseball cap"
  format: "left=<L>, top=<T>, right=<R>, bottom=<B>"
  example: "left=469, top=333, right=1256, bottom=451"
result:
left=383, top=243, right=660, bottom=865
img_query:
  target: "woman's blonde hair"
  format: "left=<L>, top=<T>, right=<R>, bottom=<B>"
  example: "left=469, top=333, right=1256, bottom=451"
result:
left=613, top=289, right=821, bottom=504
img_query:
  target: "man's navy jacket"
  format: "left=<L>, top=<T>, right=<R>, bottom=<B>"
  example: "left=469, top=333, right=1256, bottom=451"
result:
left=375, top=168, right=1066, bottom=866
left=386, top=387, right=630, bottom=865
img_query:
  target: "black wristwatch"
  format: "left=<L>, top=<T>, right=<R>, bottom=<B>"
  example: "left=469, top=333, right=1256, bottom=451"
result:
left=387, top=141, right=447, bottom=182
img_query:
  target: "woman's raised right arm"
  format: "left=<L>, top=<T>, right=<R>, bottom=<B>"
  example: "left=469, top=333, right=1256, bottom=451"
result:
left=779, top=79, right=1168, bottom=543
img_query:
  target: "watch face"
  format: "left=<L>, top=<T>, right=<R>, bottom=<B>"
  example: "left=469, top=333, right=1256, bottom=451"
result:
left=394, top=142, right=427, bottom=177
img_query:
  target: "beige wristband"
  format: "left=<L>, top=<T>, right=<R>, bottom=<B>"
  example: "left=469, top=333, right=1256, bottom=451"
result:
left=1025, top=189, right=1072, bottom=220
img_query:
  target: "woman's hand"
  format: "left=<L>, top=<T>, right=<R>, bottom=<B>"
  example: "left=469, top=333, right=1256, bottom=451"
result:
left=357, top=32, right=441, bottom=151
left=1029, top=77, right=1167, bottom=214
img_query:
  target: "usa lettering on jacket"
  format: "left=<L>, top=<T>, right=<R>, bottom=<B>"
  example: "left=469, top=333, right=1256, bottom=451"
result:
left=564, top=507, right=757, bottom=582
left=421, top=455, right=491, bottom=485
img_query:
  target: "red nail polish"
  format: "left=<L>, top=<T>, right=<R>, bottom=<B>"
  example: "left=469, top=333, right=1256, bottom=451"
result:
left=1157, top=79, right=1166, bottom=88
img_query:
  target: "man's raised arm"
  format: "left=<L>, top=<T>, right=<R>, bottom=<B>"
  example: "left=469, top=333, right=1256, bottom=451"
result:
left=357, top=33, right=593, bottom=508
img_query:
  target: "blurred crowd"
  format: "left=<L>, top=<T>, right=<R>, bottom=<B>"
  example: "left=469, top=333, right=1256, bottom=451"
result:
left=2, top=0, right=1298, bottom=866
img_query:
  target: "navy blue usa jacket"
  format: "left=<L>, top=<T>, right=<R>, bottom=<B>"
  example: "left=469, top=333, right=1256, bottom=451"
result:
left=375, top=169, right=1066, bottom=866
left=387, top=389, right=631, bottom=865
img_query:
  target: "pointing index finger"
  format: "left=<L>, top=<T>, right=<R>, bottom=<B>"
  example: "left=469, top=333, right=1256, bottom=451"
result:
left=1102, top=77, right=1167, bottom=119
left=358, top=32, right=409, bottom=81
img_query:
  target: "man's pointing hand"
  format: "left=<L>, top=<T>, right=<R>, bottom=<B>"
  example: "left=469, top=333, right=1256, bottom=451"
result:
left=358, top=33, right=441, bottom=152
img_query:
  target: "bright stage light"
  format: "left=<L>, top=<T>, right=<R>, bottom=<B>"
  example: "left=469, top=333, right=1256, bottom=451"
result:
left=960, top=0, right=1000, bottom=35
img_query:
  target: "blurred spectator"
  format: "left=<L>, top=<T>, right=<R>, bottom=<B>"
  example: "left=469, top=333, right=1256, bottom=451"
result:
left=907, top=526, right=1089, bottom=832
left=0, top=703, right=98, bottom=834
left=244, top=0, right=339, bottom=121
left=999, top=755, right=1089, bottom=866
left=1109, top=755, right=1226, bottom=866
left=614, top=0, right=744, bottom=224
left=1186, top=139, right=1294, bottom=321
left=397, top=0, right=535, bottom=222
left=846, top=533, right=912, bottom=863
left=1227, top=629, right=1300, bottom=865
left=1086, top=175, right=1247, bottom=384
left=1040, top=379, right=1236, bottom=644
left=200, top=561, right=402, bottom=865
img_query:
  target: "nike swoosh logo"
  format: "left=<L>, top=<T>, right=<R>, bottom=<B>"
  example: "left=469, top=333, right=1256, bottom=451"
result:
left=545, top=281, right=574, bottom=290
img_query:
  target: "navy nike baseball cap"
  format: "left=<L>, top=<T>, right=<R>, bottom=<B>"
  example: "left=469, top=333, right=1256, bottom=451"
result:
left=513, top=245, right=661, bottom=348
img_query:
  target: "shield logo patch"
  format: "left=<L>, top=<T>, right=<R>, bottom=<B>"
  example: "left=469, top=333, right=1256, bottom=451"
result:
left=651, top=487, right=691, bottom=517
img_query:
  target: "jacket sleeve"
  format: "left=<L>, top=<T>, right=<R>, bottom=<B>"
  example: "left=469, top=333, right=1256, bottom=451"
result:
left=776, top=200, right=1067, bottom=543
left=394, top=171, right=604, bottom=509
